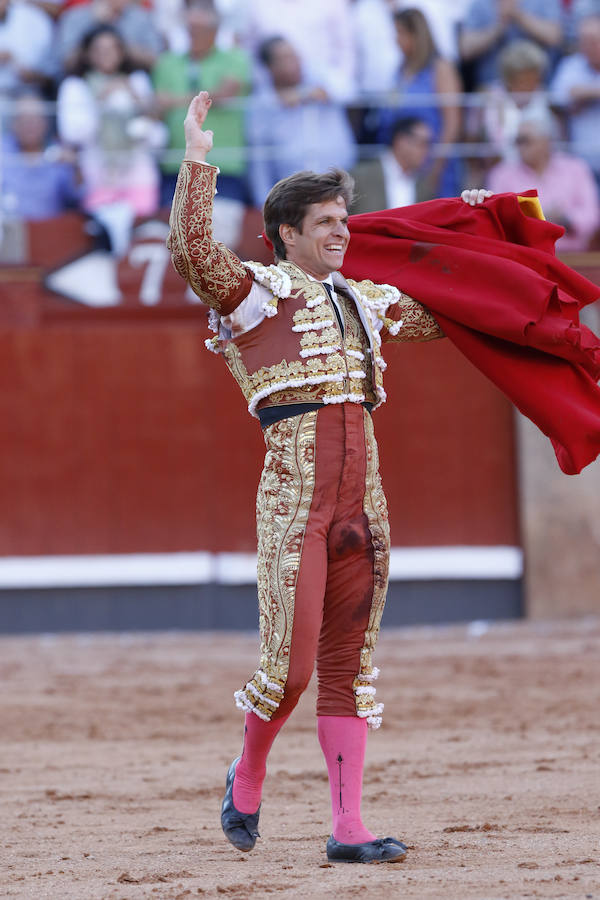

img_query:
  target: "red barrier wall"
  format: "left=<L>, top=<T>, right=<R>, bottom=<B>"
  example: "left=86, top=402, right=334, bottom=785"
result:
left=0, top=214, right=520, bottom=556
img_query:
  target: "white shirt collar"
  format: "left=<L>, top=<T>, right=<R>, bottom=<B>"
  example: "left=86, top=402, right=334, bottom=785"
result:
left=306, top=272, right=334, bottom=287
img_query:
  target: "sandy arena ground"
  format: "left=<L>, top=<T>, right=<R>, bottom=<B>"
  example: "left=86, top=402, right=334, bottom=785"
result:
left=1, top=618, right=600, bottom=900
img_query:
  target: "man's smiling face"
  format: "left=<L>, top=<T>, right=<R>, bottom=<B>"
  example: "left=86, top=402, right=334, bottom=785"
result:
left=280, top=196, right=350, bottom=280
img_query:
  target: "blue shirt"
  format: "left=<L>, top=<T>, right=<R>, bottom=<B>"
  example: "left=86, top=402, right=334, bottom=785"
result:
left=1, top=137, right=81, bottom=221
left=550, top=53, right=600, bottom=174
left=462, top=0, right=562, bottom=85
left=246, top=86, right=357, bottom=207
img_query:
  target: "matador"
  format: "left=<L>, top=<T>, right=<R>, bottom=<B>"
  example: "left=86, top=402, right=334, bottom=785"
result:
left=167, top=92, right=491, bottom=865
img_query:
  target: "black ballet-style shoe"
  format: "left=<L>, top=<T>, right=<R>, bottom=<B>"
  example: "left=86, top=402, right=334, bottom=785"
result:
left=220, top=757, right=261, bottom=852
left=326, top=835, right=408, bottom=864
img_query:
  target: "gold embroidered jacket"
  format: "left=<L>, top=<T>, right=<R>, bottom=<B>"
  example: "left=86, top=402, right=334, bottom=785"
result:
left=167, top=160, right=443, bottom=417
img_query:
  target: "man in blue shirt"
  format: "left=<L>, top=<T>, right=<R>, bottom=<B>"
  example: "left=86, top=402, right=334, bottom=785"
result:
left=1, top=91, right=81, bottom=221
left=246, top=37, right=357, bottom=207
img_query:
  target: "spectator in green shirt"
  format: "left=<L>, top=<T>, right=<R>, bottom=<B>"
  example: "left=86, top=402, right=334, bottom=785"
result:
left=152, top=0, right=251, bottom=206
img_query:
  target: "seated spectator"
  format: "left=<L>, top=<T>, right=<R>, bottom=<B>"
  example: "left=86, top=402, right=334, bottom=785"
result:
left=479, top=39, right=552, bottom=158
left=350, top=116, right=435, bottom=214
left=246, top=37, right=357, bottom=207
left=377, top=7, right=463, bottom=197
left=487, top=112, right=600, bottom=250
left=0, top=0, right=56, bottom=96
left=1, top=89, right=81, bottom=220
left=459, top=0, right=563, bottom=88
left=153, top=0, right=251, bottom=206
left=242, top=0, right=356, bottom=103
left=56, top=0, right=164, bottom=75
left=57, top=24, right=166, bottom=251
left=550, top=13, right=600, bottom=182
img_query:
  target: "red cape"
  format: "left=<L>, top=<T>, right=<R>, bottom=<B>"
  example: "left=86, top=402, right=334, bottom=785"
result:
left=342, top=191, right=600, bottom=475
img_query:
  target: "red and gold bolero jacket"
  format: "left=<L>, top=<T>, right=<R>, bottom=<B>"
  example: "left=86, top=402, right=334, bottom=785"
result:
left=167, top=160, right=442, bottom=417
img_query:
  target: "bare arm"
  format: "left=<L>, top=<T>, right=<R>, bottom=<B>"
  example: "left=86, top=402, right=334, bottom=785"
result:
left=430, top=58, right=463, bottom=185
left=512, top=7, right=562, bottom=48
left=459, top=20, right=504, bottom=62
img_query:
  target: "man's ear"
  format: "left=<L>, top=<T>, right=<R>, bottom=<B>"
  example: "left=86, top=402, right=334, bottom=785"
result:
left=279, top=223, right=295, bottom=250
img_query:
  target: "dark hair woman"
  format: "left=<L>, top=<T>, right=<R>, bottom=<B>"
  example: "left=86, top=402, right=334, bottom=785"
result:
left=378, top=7, right=463, bottom=197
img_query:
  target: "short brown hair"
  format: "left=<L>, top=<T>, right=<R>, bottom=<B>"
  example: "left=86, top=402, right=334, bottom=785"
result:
left=263, top=168, right=355, bottom=260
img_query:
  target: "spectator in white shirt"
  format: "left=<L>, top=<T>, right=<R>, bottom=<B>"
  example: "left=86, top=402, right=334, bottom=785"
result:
left=0, top=0, right=56, bottom=96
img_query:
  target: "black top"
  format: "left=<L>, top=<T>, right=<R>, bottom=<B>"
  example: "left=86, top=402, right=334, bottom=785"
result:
left=258, top=401, right=373, bottom=430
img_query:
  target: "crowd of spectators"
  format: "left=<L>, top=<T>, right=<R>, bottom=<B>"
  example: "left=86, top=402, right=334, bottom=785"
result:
left=2, top=0, right=600, bottom=252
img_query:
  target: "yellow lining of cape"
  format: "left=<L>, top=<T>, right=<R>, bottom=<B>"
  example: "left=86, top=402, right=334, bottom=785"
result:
left=517, top=195, right=546, bottom=220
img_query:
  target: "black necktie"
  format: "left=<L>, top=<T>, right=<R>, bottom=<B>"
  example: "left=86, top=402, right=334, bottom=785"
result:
left=322, top=282, right=344, bottom=336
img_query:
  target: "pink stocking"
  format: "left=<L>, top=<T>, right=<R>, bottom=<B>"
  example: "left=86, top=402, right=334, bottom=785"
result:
left=232, top=712, right=289, bottom=814
left=317, top=715, right=376, bottom=844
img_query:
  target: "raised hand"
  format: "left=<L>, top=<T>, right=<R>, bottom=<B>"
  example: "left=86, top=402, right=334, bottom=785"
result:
left=184, top=91, right=214, bottom=163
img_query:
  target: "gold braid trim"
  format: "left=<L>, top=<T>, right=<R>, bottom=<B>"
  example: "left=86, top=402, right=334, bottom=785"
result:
left=385, top=291, right=443, bottom=343
left=166, top=160, right=253, bottom=314
left=235, top=412, right=318, bottom=721
left=354, top=409, right=391, bottom=729
left=347, top=277, right=442, bottom=343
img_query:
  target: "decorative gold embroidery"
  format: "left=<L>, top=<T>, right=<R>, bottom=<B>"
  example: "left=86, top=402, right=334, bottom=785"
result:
left=354, top=409, right=390, bottom=728
left=222, top=341, right=252, bottom=401
left=340, top=294, right=377, bottom=405
left=299, top=326, right=340, bottom=357
left=244, top=261, right=292, bottom=299
left=234, top=354, right=349, bottom=417
left=386, top=291, right=443, bottom=343
left=235, top=412, right=318, bottom=720
left=292, top=304, right=334, bottom=332
left=217, top=261, right=396, bottom=415
left=346, top=278, right=442, bottom=343
left=347, top=278, right=400, bottom=317
left=279, top=261, right=328, bottom=309
left=167, top=161, right=251, bottom=312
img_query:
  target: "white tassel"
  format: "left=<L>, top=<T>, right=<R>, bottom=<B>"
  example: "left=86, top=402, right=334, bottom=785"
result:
left=292, top=319, right=334, bottom=332
left=359, top=667, right=380, bottom=682
left=322, top=392, right=365, bottom=405
left=366, top=715, right=382, bottom=729
left=234, top=691, right=271, bottom=721
left=248, top=373, right=345, bottom=416
left=245, top=261, right=292, bottom=299
left=299, top=346, right=341, bottom=358
left=261, top=301, right=278, bottom=318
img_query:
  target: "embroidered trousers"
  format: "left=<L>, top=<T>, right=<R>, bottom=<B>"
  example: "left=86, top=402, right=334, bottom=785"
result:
left=234, top=403, right=390, bottom=728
